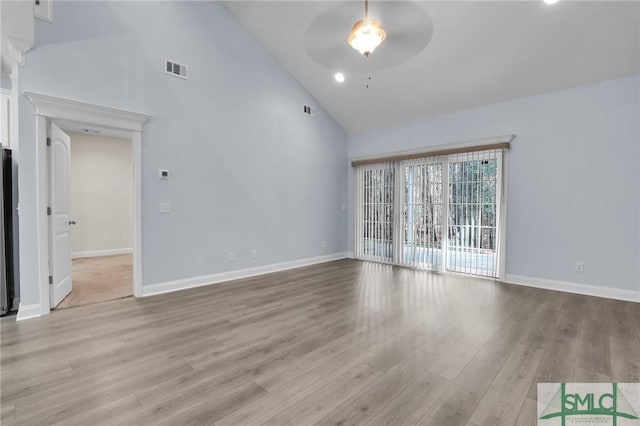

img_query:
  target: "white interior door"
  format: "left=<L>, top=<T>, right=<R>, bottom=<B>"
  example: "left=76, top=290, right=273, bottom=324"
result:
left=49, top=123, right=72, bottom=308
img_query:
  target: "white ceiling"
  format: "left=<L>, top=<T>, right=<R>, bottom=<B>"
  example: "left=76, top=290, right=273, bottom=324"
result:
left=224, top=1, right=640, bottom=135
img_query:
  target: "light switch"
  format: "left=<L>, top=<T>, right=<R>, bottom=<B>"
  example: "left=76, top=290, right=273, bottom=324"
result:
left=159, top=202, right=171, bottom=214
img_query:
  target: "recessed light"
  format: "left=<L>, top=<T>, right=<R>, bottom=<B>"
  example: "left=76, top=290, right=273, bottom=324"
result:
left=544, top=0, right=558, bottom=4
left=334, top=72, right=345, bottom=83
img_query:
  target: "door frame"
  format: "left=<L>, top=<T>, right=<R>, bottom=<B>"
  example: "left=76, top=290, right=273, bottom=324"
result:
left=25, top=92, right=150, bottom=317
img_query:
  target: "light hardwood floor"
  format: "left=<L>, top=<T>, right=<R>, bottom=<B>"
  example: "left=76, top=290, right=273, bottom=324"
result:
left=1, top=259, right=638, bottom=425
left=58, top=254, right=133, bottom=309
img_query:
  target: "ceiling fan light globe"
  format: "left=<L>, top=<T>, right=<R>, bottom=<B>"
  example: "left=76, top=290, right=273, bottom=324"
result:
left=348, top=18, right=387, bottom=57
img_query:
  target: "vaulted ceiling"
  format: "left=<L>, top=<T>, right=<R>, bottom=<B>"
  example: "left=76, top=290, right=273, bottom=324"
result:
left=224, top=1, right=640, bottom=135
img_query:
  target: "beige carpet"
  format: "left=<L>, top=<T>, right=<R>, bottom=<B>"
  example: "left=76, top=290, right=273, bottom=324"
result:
left=58, top=254, right=133, bottom=309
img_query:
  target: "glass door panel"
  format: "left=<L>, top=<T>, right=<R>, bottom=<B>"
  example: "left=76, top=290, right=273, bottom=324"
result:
left=360, top=166, right=395, bottom=263
left=401, top=160, right=444, bottom=270
left=447, top=151, right=500, bottom=277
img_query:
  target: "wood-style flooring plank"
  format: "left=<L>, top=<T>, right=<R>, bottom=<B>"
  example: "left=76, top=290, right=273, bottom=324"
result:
left=574, top=295, right=612, bottom=380
left=364, top=368, right=449, bottom=425
left=1, top=259, right=637, bottom=426
left=419, top=286, right=543, bottom=426
left=468, top=344, right=544, bottom=426
left=314, top=346, right=438, bottom=425
left=261, top=362, right=381, bottom=426
left=515, top=398, right=538, bottom=426
left=216, top=333, right=385, bottom=425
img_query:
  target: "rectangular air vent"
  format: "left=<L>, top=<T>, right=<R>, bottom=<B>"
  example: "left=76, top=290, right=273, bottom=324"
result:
left=303, top=105, right=313, bottom=116
left=165, top=60, right=188, bottom=80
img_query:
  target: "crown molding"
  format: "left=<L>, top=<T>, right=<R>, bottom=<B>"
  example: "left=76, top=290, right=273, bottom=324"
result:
left=25, top=92, right=150, bottom=132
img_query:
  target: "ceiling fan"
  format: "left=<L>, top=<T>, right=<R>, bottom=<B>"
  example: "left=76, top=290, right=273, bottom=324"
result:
left=347, top=0, right=388, bottom=57
left=304, top=1, right=434, bottom=74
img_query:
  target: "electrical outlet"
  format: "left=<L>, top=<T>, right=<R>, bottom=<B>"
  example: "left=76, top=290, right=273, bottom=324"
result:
left=251, top=250, right=257, bottom=259
left=322, top=240, right=328, bottom=249
left=228, top=251, right=235, bottom=262
left=159, top=202, right=171, bottom=214
left=575, top=261, right=584, bottom=273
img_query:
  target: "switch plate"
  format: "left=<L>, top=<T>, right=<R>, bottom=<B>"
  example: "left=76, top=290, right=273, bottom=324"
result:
left=159, top=169, right=170, bottom=179
left=575, top=261, right=584, bottom=272
left=322, top=240, right=328, bottom=249
left=228, top=252, right=236, bottom=262
left=251, top=250, right=257, bottom=259
left=159, top=202, right=171, bottom=214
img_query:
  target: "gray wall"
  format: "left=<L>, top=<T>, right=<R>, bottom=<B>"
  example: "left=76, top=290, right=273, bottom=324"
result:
left=349, top=75, right=640, bottom=292
left=16, top=1, right=638, bottom=308
left=17, top=1, right=348, bottom=306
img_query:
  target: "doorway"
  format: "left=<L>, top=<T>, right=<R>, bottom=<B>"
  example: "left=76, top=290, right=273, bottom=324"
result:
left=51, top=124, right=134, bottom=309
left=22, top=91, right=149, bottom=319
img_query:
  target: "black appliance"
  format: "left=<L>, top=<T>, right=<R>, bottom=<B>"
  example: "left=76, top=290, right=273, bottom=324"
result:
left=1, top=147, right=16, bottom=316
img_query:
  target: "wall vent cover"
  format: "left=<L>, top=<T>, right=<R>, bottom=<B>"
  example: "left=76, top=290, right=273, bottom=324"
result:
left=165, top=60, right=188, bottom=80
left=303, top=105, right=313, bottom=116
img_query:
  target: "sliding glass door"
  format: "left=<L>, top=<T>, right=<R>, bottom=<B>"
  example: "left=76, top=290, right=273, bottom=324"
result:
left=355, top=163, right=395, bottom=263
left=400, top=159, right=445, bottom=270
left=446, top=150, right=502, bottom=277
left=355, top=149, right=505, bottom=279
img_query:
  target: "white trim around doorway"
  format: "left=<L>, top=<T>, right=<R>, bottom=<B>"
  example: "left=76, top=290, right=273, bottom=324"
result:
left=23, top=92, right=150, bottom=318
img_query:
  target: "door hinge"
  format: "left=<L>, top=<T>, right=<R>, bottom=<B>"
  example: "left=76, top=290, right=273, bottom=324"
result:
left=47, top=206, right=52, bottom=216
left=48, top=275, right=53, bottom=285
left=46, top=137, right=51, bottom=146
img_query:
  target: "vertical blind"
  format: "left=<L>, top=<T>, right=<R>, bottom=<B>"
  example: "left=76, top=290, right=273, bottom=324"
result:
left=355, top=162, right=395, bottom=264
left=446, top=149, right=502, bottom=277
left=400, top=157, right=445, bottom=270
left=354, top=147, right=506, bottom=279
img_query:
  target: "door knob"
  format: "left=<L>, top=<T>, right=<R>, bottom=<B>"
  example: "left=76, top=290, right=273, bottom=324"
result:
left=69, top=220, right=77, bottom=225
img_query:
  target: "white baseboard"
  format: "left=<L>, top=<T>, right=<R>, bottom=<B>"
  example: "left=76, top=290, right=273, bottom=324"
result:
left=346, top=251, right=355, bottom=259
left=16, top=303, right=42, bottom=321
left=142, top=252, right=349, bottom=297
left=72, top=248, right=133, bottom=259
left=505, top=274, right=639, bottom=303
